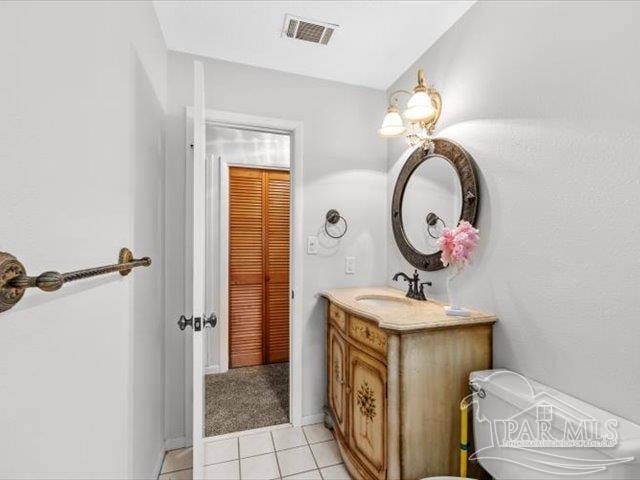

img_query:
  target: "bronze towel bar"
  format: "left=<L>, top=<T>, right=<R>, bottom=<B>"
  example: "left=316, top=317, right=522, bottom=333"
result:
left=0, top=248, right=151, bottom=313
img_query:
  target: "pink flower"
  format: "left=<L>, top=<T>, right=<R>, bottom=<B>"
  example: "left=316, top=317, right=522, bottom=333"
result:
left=437, top=220, right=479, bottom=268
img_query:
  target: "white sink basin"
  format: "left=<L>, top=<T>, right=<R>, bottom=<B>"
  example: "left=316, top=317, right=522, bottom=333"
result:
left=355, top=295, right=412, bottom=309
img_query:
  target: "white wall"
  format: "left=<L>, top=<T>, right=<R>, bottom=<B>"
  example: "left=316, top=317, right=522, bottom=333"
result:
left=208, top=126, right=290, bottom=169
left=164, top=52, right=387, bottom=442
left=386, top=1, right=640, bottom=423
left=0, top=2, right=167, bottom=478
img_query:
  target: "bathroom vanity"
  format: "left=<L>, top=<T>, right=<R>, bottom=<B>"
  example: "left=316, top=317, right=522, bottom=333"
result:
left=322, top=287, right=496, bottom=480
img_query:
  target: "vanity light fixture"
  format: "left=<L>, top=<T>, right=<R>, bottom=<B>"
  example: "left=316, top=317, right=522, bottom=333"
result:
left=378, top=68, right=442, bottom=149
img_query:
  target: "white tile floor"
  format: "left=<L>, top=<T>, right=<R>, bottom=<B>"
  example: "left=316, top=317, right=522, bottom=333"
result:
left=159, top=423, right=352, bottom=480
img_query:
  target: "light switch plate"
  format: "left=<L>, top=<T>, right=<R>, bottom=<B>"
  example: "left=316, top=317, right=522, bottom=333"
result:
left=307, top=236, right=318, bottom=254
left=345, top=256, right=356, bottom=274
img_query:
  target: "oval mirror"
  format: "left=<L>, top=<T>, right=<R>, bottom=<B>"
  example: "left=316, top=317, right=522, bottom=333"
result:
left=391, top=138, right=480, bottom=271
left=401, top=155, right=462, bottom=255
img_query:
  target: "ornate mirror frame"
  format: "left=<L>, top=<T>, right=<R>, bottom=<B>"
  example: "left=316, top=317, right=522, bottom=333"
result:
left=391, top=138, right=480, bottom=271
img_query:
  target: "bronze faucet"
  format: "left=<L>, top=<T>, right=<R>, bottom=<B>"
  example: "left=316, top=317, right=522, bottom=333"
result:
left=393, top=269, right=431, bottom=301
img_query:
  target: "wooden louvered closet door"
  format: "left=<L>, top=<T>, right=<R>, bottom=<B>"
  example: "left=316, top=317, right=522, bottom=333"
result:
left=229, top=167, right=290, bottom=368
left=265, top=170, right=290, bottom=363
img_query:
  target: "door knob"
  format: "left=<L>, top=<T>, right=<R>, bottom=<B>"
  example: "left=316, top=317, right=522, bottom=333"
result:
left=177, top=315, right=193, bottom=330
left=203, top=313, right=217, bottom=329
left=178, top=313, right=217, bottom=331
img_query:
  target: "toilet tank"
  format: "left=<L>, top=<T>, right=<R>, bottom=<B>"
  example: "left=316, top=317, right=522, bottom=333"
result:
left=468, top=369, right=640, bottom=479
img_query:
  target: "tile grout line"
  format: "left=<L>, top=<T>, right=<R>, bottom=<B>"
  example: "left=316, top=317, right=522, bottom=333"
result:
left=270, top=430, right=283, bottom=480
left=230, top=434, right=325, bottom=460
left=214, top=442, right=309, bottom=466
left=301, top=425, right=310, bottom=445
left=284, top=467, right=322, bottom=479
left=204, top=422, right=292, bottom=444
left=309, top=431, right=346, bottom=478
left=304, top=426, right=324, bottom=479
left=158, top=455, right=166, bottom=478
left=236, top=437, right=242, bottom=480
left=208, top=424, right=325, bottom=450
left=202, top=437, right=241, bottom=468
left=201, top=425, right=339, bottom=478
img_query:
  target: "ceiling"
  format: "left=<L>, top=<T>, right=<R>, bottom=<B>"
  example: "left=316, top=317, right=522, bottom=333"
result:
left=153, top=1, right=475, bottom=90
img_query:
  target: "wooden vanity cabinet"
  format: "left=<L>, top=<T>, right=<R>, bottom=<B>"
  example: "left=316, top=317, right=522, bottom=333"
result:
left=348, top=344, right=387, bottom=479
left=328, top=324, right=348, bottom=437
left=327, top=314, right=388, bottom=480
left=324, top=296, right=495, bottom=480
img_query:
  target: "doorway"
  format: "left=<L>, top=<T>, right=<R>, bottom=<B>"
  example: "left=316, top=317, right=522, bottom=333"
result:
left=204, top=124, right=295, bottom=437
left=228, top=166, right=290, bottom=368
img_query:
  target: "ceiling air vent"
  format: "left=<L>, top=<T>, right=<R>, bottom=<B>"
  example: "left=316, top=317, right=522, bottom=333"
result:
left=283, top=14, right=339, bottom=45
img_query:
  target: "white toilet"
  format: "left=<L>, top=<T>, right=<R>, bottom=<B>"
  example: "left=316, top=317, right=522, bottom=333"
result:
left=424, top=369, right=640, bottom=479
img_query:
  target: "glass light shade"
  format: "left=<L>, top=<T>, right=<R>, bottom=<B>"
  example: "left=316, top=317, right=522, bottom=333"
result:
left=378, top=108, right=406, bottom=137
left=403, top=90, right=435, bottom=122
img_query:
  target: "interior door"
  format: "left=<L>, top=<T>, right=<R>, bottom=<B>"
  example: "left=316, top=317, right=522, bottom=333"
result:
left=229, top=167, right=265, bottom=368
left=265, top=170, right=290, bottom=363
left=228, top=167, right=290, bottom=368
left=190, top=60, right=207, bottom=479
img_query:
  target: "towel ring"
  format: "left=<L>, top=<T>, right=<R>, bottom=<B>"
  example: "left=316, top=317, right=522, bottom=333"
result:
left=426, top=212, right=446, bottom=239
left=325, top=209, right=348, bottom=239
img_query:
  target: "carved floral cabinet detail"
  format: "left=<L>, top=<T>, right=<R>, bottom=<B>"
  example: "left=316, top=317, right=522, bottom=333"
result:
left=350, top=346, right=387, bottom=478
left=328, top=325, right=347, bottom=436
left=323, top=288, right=497, bottom=480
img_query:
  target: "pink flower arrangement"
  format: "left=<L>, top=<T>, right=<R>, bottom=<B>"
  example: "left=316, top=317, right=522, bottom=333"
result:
left=438, top=220, right=479, bottom=268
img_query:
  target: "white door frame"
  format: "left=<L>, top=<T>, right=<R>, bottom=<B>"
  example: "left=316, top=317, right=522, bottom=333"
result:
left=185, top=108, right=304, bottom=432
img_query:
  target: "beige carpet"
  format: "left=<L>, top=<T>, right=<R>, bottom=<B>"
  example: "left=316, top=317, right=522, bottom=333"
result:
left=205, top=362, right=289, bottom=437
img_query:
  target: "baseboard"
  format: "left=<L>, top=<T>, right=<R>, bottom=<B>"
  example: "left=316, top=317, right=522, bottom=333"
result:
left=165, top=436, right=190, bottom=451
left=301, top=413, right=325, bottom=426
left=205, top=365, right=220, bottom=375
left=152, top=447, right=165, bottom=480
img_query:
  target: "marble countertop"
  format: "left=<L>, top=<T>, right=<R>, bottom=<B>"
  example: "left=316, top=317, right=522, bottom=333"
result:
left=320, top=286, right=497, bottom=332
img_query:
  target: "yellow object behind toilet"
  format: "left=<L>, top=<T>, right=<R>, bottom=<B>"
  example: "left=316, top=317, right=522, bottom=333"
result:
left=460, top=396, right=472, bottom=478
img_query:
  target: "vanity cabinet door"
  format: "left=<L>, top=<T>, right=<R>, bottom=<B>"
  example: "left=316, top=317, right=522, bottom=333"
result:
left=349, top=345, right=387, bottom=480
left=328, top=325, right=348, bottom=437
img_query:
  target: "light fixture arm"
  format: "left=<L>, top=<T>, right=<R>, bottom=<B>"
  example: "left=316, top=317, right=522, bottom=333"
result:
left=387, top=89, right=412, bottom=108
left=415, top=68, right=427, bottom=92
left=425, top=87, right=442, bottom=134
